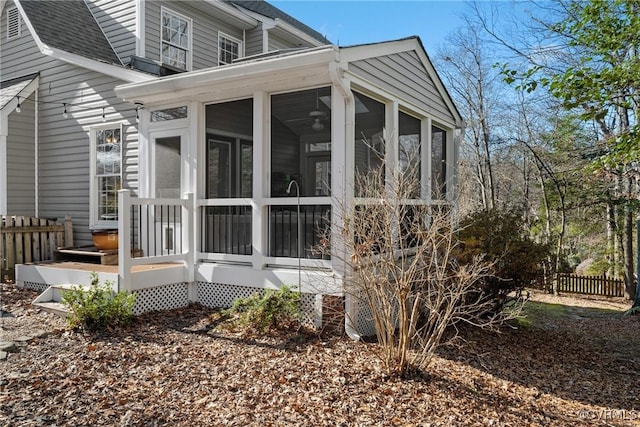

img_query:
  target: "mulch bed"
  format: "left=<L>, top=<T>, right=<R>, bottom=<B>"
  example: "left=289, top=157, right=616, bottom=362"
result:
left=1, top=284, right=639, bottom=426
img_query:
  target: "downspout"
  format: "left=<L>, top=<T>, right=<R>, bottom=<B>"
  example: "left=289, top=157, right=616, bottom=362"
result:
left=34, top=89, right=39, bottom=217
left=329, top=59, right=361, bottom=341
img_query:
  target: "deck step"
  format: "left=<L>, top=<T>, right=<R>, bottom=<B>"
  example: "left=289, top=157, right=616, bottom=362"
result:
left=33, top=301, right=69, bottom=317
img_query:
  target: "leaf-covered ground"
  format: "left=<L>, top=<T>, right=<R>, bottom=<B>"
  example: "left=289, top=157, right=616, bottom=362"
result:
left=1, top=285, right=639, bottom=426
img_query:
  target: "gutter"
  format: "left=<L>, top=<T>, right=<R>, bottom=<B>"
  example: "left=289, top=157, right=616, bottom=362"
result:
left=329, top=60, right=361, bottom=341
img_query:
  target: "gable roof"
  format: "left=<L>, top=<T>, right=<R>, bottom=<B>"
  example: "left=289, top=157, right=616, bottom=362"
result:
left=18, top=0, right=121, bottom=66
left=228, top=0, right=328, bottom=44
left=340, top=36, right=463, bottom=127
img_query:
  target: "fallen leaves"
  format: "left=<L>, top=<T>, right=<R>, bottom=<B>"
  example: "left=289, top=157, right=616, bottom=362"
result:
left=1, top=285, right=639, bottom=426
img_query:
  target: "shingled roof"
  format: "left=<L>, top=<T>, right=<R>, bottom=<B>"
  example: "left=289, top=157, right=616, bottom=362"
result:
left=18, top=0, right=121, bottom=66
left=228, top=0, right=328, bottom=44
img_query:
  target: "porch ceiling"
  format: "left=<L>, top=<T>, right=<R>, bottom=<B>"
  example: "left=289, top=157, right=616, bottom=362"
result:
left=0, top=74, right=39, bottom=112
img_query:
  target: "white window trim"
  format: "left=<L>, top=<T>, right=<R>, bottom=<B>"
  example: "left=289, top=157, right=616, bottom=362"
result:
left=218, top=32, right=243, bottom=66
left=89, top=122, right=124, bottom=228
left=160, top=6, right=192, bottom=71
left=7, top=6, right=20, bottom=40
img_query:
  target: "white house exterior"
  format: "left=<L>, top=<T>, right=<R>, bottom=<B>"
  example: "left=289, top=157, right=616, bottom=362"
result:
left=2, top=0, right=462, bottom=335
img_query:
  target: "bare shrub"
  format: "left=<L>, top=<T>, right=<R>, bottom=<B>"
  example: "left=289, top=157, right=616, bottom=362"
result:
left=321, top=164, right=512, bottom=375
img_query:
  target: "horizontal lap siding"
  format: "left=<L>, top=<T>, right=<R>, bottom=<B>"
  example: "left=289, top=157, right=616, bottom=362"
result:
left=6, top=96, right=36, bottom=216
left=1, top=6, right=138, bottom=245
left=145, top=1, right=245, bottom=70
left=245, top=26, right=263, bottom=57
left=37, top=63, right=138, bottom=245
left=87, top=0, right=137, bottom=64
left=349, top=51, right=455, bottom=126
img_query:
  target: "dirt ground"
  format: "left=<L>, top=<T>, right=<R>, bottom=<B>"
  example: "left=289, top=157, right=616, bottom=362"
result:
left=1, top=283, right=639, bottom=426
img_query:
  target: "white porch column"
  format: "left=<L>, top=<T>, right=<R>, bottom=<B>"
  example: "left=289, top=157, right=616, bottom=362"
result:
left=422, top=117, right=432, bottom=201
left=118, top=189, right=132, bottom=292
left=252, top=91, right=267, bottom=269
left=330, top=83, right=348, bottom=279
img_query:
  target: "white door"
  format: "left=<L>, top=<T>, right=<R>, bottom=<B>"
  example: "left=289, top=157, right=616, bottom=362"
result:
left=141, top=131, right=188, bottom=256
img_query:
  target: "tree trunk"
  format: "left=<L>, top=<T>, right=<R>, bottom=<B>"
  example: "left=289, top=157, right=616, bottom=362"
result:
left=624, top=204, right=635, bottom=299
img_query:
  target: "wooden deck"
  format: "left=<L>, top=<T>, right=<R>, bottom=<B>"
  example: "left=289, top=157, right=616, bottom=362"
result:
left=16, top=260, right=187, bottom=292
left=37, top=261, right=184, bottom=274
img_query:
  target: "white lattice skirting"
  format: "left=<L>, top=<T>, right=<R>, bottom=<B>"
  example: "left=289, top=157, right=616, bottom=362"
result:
left=18, top=281, right=49, bottom=293
left=197, top=282, right=320, bottom=326
left=132, top=282, right=189, bottom=315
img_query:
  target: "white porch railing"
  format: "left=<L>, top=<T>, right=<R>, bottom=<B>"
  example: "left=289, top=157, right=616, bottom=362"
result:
left=117, top=190, right=194, bottom=291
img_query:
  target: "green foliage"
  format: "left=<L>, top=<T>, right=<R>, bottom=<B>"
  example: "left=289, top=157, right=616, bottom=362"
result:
left=223, top=286, right=300, bottom=332
left=501, top=0, right=640, bottom=165
left=456, top=209, right=552, bottom=314
left=61, top=272, right=136, bottom=331
left=624, top=305, right=640, bottom=316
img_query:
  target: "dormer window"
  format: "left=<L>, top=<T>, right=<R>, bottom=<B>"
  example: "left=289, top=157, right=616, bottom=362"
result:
left=161, top=7, right=191, bottom=71
left=7, top=7, right=20, bottom=40
left=218, top=33, right=242, bottom=66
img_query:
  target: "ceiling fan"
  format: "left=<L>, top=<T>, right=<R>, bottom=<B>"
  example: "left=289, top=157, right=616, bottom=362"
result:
left=285, top=91, right=327, bottom=131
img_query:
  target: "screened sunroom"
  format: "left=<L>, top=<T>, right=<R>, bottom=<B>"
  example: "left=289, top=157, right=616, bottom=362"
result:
left=111, top=37, right=463, bottom=333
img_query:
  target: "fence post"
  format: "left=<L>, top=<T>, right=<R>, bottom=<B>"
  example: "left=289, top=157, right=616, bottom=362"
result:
left=64, top=214, right=73, bottom=248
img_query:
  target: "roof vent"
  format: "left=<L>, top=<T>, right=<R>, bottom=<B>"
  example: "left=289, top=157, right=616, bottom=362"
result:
left=7, top=7, right=20, bottom=40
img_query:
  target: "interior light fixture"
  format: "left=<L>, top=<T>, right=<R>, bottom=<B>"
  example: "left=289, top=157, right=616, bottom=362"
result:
left=311, top=118, right=324, bottom=132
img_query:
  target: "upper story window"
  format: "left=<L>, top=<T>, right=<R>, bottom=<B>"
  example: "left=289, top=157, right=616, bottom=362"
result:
left=7, top=7, right=20, bottom=40
left=161, top=8, right=191, bottom=71
left=218, top=33, right=242, bottom=66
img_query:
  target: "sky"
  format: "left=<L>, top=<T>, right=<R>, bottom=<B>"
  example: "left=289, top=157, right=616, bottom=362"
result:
left=270, top=1, right=471, bottom=54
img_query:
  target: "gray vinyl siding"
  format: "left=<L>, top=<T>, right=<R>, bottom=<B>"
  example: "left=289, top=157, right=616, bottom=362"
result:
left=245, top=25, right=263, bottom=57
left=86, top=0, right=137, bottom=64
left=349, top=51, right=456, bottom=126
left=145, top=1, right=245, bottom=70
left=1, top=5, right=139, bottom=245
left=36, top=64, right=138, bottom=245
left=268, top=33, right=295, bottom=51
left=6, top=95, right=36, bottom=216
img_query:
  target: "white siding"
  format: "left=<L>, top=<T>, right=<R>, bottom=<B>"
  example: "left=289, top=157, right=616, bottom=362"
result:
left=1, top=4, right=139, bottom=245
left=87, top=0, right=137, bottom=64
left=6, top=96, right=36, bottom=216
left=349, top=51, right=456, bottom=126
left=145, top=1, right=245, bottom=70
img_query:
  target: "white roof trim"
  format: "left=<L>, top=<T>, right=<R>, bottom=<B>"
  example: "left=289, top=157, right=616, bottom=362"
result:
left=232, top=4, right=324, bottom=47
left=116, top=46, right=337, bottom=101
left=273, top=18, right=325, bottom=47
left=12, top=1, right=154, bottom=83
left=204, top=0, right=257, bottom=27
left=46, top=47, right=156, bottom=83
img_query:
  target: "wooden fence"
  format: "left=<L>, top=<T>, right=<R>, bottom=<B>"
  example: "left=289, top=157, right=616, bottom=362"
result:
left=1, top=215, right=73, bottom=283
left=556, top=273, right=625, bottom=297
